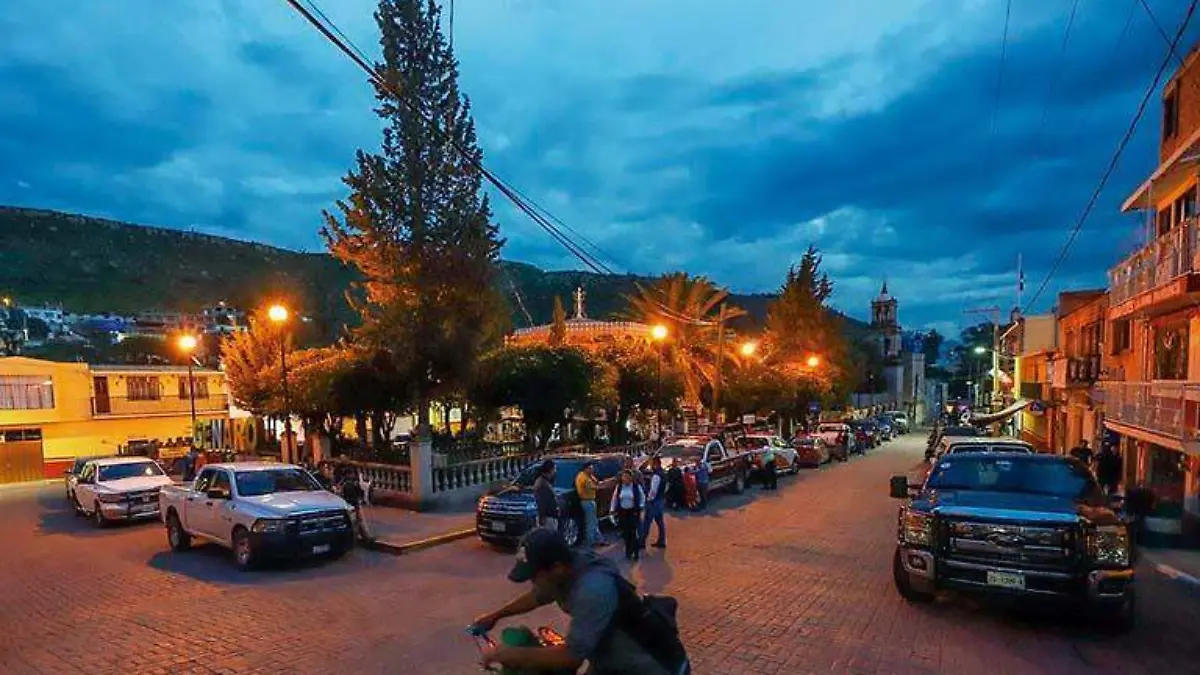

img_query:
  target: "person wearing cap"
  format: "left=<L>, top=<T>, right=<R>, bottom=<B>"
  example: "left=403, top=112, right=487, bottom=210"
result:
left=472, top=528, right=671, bottom=674
left=574, top=461, right=605, bottom=547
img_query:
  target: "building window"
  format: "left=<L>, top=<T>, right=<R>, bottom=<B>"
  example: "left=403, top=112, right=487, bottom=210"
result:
left=126, top=376, right=162, bottom=401
left=0, top=376, right=55, bottom=410
left=178, top=376, right=210, bottom=400
left=1153, top=323, right=1189, bottom=380
left=1112, top=320, right=1132, bottom=354
left=1164, top=88, right=1179, bottom=140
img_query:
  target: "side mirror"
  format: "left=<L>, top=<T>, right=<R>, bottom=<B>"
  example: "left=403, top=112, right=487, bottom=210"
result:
left=889, top=475, right=910, bottom=499
left=206, top=488, right=229, bottom=500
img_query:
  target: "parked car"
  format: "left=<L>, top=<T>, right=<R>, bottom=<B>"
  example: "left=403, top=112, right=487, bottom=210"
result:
left=943, top=438, right=1036, bottom=456
left=890, top=452, right=1136, bottom=631
left=475, top=453, right=626, bottom=548
left=791, top=435, right=832, bottom=466
left=64, top=455, right=107, bottom=501
left=160, top=462, right=355, bottom=570
left=890, top=412, right=910, bottom=434
left=874, top=417, right=895, bottom=441
left=736, top=435, right=802, bottom=474
left=816, top=423, right=851, bottom=450
left=847, top=422, right=872, bottom=453
left=72, top=456, right=173, bottom=527
left=641, top=436, right=753, bottom=495
left=860, top=420, right=882, bottom=447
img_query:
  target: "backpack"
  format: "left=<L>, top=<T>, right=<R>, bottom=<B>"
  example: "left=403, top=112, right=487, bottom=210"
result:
left=611, top=576, right=690, bottom=674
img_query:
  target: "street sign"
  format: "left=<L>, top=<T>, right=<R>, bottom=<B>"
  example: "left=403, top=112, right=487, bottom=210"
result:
left=741, top=414, right=756, bottom=424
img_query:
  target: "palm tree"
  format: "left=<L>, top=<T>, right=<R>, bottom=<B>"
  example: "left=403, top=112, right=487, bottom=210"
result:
left=623, top=272, right=745, bottom=404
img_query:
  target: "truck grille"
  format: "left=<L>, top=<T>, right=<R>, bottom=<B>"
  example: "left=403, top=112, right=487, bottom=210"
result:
left=941, top=519, right=1077, bottom=572
left=125, top=489, right=162, bottom=504
left=295, top=511, right=349, bottom=535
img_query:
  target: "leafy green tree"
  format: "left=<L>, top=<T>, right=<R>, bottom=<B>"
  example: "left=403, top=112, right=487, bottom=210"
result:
left=221, top=315, right=292, bottom=417
left=921, top=328, right=944, bottom=366
left=322, top=0, right=505, bottom=429
left=596, top=341, right=684, bottom=441
left=549, top=296, right=567, bottom=346
left=471, top=345, right=610, bottom=450
left=623, top=272, right=745, bottom=404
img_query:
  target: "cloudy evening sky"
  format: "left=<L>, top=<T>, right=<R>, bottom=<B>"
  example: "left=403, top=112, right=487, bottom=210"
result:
left=2, top=0, right=1198, bottom=334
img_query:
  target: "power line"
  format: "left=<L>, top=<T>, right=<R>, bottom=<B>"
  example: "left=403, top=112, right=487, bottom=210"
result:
left=1139, top=0, right=1191, bottom=69
left=988, top=0, right=1013, bottom=141
left=283, top=0, right=619, bottom=279
left=1024, top=0, right=1200, bottom=312
left=1029, top=0, right=1080, bottom=157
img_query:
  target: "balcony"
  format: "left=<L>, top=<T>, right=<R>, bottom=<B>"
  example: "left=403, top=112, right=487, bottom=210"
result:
left=1052, top=355, right=1100, bottom=388
left=1098, top=381, right=1200, bottom=445
left=1109, top=218, right=1200, bottom=319
left=92, top=394, right=229, bottom=418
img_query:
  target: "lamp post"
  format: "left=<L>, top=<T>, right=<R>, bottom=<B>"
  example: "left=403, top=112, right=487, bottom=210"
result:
left=651, top=324, right=668, bottom=437
left=972, top=346, right=987, bottom=408
left=268, top=304, right=294, bottom=463
left=177, top=334, right=199, bottom=448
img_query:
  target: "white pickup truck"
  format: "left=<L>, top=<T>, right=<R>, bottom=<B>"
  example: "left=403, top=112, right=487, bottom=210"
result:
left=159, top=462, right=356, bottom=570
left=73, top=456, right=174, bottom=527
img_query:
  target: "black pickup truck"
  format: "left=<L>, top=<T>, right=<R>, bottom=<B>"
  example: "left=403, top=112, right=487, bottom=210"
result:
left=889, top=452, right=1136, bottom=631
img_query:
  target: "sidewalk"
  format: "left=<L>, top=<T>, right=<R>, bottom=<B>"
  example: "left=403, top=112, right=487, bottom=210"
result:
left=358, top=504, right=477, bottom=555
left=1143, top=547, right=1200, bottom=593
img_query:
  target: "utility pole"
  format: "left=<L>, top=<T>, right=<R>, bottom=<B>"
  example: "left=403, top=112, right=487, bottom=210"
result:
left=964, top=306, right=1002, bottom=411
left=712, top=303, right=727, bottom=424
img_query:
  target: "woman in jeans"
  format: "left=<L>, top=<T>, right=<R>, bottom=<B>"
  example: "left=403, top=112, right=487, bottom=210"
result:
left=610, top=469, right=645, bottom=560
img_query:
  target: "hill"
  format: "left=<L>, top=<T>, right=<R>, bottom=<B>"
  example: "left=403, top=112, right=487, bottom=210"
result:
left=0, top=206, right=864, bottom=335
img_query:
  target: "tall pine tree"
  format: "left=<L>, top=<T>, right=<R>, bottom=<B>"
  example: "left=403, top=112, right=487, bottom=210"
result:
left=322, top=0, right=504, bottom=428
left=549, top=296, right=568, bottom=346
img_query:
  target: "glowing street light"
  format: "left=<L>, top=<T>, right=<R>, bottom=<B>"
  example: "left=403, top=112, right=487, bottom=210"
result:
left=177, top=334, right=199, bottom=447
left=651, top=324, right=668, bottom=341
left=740, top=341, right=758, bottom=357
left=650, top=324, right=668, bottom=438
left=973, top=346, right=987, bottom=355
left=267, top=304, right=295, bottom=462
left=806, top=355, right=821, bottom=368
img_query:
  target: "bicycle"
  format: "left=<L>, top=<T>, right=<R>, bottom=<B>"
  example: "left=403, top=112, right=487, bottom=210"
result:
left=465, top=624, right=575, bottom=675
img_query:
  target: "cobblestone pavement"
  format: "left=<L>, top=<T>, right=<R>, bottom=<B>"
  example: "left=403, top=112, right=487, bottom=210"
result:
left=2, top=436, right=1198, bottom=675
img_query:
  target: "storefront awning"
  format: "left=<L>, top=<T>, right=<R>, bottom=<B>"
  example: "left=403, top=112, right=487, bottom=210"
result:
left=969, top=399, right=1031, bottom=426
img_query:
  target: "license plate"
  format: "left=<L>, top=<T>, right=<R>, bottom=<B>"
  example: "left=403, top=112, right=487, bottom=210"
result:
left=489, top=521, right=507, bottom=533
left=312, top=544, right=331, bottom=555
left=986, top=570, right=1025, bottom=590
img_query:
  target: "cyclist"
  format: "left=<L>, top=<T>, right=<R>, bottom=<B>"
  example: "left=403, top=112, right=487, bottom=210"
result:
left=472, top=528, right=671, bottom=674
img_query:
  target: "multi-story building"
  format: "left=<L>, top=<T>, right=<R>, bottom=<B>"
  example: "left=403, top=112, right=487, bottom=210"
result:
left=1050, top=290, right=1106, bottom=454
left=1102, top=43, right=1200, bottom=543
left=1012, top=313, right=1057, bottom=450
left=0, top=357, right=229, bottom=484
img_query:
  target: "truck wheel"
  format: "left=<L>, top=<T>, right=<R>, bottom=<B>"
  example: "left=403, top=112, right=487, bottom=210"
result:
left=92, top=502, right=107, bottom=528
left=732, top=470, right=746, bottom=494
left=232, top=527, right=257, bottom=571
left=561, top=517, right=581, bottom=548
left=166, top=511, right=191, bottom=552
left=790, top=458, right=801, bottom=474
left=893, top=549, right=934, bottom=603
left=1102, top=589, right=1136, bottom=634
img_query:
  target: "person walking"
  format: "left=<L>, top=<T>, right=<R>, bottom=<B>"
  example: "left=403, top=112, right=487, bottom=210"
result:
left=610, top=470, right=645, bottom=560
left=695, top=456, right=710, bottom=510
left=641, top=456, right=668, bottom=549
left=533, top=460, right=560, bottom=532
left=1069, top=440, right=1094, bottom=467
left=1095, top=444, right=1123, bottom=495
left=574, top=461, right=604, bottom=547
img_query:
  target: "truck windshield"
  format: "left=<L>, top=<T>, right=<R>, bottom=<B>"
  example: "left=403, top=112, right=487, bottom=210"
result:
left=98, top=461, right=164, bottom=481
left=235, top=468, right=320, bottom=497
left=926, top=456, right=1100, bottom=499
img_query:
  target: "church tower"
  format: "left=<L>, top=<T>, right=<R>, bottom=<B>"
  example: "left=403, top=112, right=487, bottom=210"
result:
left=871, top=281, right=901, bottom=362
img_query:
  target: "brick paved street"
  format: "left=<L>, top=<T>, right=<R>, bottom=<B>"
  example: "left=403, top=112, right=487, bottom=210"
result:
left=2, top=436, right=1198, bottom=675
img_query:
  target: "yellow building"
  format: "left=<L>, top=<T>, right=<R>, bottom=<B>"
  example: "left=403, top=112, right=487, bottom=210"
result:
left=0, top=357, right=228, bottom=483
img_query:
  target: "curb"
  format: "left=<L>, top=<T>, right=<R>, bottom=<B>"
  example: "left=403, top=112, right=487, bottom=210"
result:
left=360, top=528, right=477, bottom=556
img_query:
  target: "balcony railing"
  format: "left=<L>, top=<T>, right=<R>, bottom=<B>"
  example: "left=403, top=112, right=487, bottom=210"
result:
left=1109, top=218, right=1200, bottom=306
left=1055, top=355, right=1100, bottom=386
left=92, top=394, right=230, bottom=417
left=1098, top=381, right=1200, bottom=443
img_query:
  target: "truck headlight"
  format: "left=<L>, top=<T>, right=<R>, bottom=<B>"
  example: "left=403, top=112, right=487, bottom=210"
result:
left=1088, top=524, right=1130, bottom=566
left=902, top=509, right=933, bottom=546
left=251, top=518, right=289, bottom=534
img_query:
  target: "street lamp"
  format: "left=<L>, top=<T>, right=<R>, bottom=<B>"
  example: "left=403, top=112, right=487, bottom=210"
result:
left=268, top=304, right=294, bottom=462
left=806, top=355, right=821, bottom=368
left=651, top=324, right=667, bottom=438
left=177, top=334, right=199, bottom=449
left=740, top=341, right=757, bottom=357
